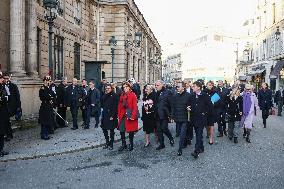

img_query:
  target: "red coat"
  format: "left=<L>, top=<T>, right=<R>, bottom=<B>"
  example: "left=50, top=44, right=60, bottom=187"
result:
left=117, top=91, right=139, bottom=133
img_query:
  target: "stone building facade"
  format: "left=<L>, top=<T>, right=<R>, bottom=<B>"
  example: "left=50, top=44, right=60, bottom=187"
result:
left=162, top=54, right=183, bottom=83
left=236, top=0, right=284, bottom=92
left=0, top=0, right=161, bottom=117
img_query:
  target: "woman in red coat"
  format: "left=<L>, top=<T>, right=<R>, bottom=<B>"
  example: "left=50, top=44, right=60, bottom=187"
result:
left=117, top=82, right=139, bottom=151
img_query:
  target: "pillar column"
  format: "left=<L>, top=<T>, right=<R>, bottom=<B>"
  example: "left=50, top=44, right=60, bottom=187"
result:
left=10, top=0, right=26, bottom=76
left=27, top=0, right=38, bottom=77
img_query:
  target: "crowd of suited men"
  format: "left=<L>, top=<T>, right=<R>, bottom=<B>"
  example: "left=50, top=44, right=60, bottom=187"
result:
left=0, top=71, right=283, bottom=159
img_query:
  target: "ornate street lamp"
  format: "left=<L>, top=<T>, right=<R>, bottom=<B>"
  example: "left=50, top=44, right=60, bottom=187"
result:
left=43, top=0, right=59, bottom=78
left=135, top=32, right=142, bottom=47
left=109, top=36, right=117, bottom=82
left=275, top=26, right=281, bottom=41
left=125, top=33, right=132, bottom=48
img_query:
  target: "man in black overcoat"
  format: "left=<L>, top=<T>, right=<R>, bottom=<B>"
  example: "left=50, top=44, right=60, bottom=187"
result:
left=0, top=74, right=9, bottom=156
left=188, top=81, right=213, bottom=159
left=56, top=77, right=68, bottom=128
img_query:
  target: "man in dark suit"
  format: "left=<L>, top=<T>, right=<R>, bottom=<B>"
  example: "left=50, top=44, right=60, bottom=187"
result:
left=188, top=81, right=213, bottom=159
left=85, top=80, right=101, bottom=129
left=56, top=77, right=68, bottom=128
left=215, top=80, right=229, bottom=137
left=274, top=86, right=284, bottom=116
left=66, top=78, right=85, bottom=130
left=80, top=79, right=89, bottom=127
left=172, top=82, right=191, bottom=156
left=184, top=79, right=194, bottom=146
left=155, top=80, right=174, bottom=150
left=3, top=73, right=22, bottom=140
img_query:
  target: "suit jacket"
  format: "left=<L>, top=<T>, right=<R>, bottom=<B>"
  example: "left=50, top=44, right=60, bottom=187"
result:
left=66, top=85, right=85, bottom=107
left=172, top=91, right=191, bottom=122
left=101, top=92, right=119, bottom=130
left=5, top=82, right=21, bottom=116
left=274, top=90, right=284, bottom=103
left=56, top=83, right=67, bottom=107
left=258, top=89, right=273, bottom=110
left=86, top=88, right=101, bottom=112
left=189, top=92, right=213, bottom=127
left=155, top=88, right=172, bottom=120
left=0, top=84, right=9, bottom=135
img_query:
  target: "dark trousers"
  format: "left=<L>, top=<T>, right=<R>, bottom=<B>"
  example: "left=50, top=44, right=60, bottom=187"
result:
left=186, top=121, right=194, bottom=141
left=57, top=107, right=67, bottom=127
left=41, top=124, right=50, bottom=138
left=103, top=129, right=115, bottom=147
left=216, top=109, right=226, bottom=134
left=5, top=120, right=13, bottom=138
left=176, top=124, right=181, bottom=136
left=277, top=100, right=283, bottom=116
left=0, top=135, right=4, bottom=151
left=81, top=106, right=87, bottom=125
left=176, top=122, right=187, bottom=150
left=85, top=106, right=100, bottom=128
left=194, top=126, right=204, bottom=153
left=262, top=109, right=269, bottom=125
left=70, top=102, right=79, bottom=129
left=156, top=119, right=173, bottom=146
left=120, top=131, right=134, bottom=146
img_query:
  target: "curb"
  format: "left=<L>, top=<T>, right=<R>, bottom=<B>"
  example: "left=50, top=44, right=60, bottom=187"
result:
left=0, top=126, right=143, bottom=163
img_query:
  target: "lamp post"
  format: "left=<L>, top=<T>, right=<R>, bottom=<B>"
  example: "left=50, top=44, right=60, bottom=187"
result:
left=43, top=0, right=59, bottom=78
left=135, top=32, right=142, bottom=47
left=109, top=36, right=117, bottom=82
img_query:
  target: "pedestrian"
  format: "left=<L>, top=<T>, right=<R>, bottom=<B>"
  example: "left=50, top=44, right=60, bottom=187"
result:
left=66, top=78, right=85, bottom=130
left=38, top=76, right=55, bottom=140
left=258, top=83, right=273, bottom=128
left=274, top=86, right=284, bottom=116
left=215, top=80, right=230, bottom=137
left=0, top=74, right=9, bottom=156
left=85, top=80, right=101, bottom=129
left=142, top=85, right=157, bottom=147
left=203, top=80, right=217, bottom=145
left=155, top=80, right=174, bottom=150
left=225, top=87, right=243, bottom=144
left=49, top=79, right=58, bottom=133
left=80, top=79, right=89, bottom=128
left=171, top=82, right=191, bottom=156
left=117, top=82, right=139, bottom=151
left=188, top=81, right=213, bottom=159
left=3, top=73, right=21, bottom=141
left=112, top=82, right=122, bottom=97
left=242, top=84, right=258, bottom=143
left=56, top=77, right=68, bottom=128
left=101, top=84, right=119, bottom=150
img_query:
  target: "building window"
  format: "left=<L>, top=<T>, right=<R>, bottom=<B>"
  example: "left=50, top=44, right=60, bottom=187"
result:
left=58, top=0, right=65, bottom=16
left=74, top=42, right=81, bottom=80
left=36, top=28, right=42, bottom=75
left=54, top=35, right=64, bottom=80
left=74, top=0, right=81, bottom=25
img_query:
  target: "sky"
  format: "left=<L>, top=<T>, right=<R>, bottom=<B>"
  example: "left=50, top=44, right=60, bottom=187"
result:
left=135, top=0, right=257, bottom=56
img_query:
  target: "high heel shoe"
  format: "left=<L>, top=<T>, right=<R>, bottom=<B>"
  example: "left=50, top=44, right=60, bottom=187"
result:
left=208, top=142, right=214, bottom=145
left=144, top=143, right=151, bottom=147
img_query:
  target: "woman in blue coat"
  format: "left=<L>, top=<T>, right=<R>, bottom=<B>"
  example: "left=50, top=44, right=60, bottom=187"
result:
left=258, top=83, right=273, bottom=128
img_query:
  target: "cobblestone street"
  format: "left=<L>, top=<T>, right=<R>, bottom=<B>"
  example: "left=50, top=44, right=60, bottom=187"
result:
left=0, top=112, right=283, bottom=189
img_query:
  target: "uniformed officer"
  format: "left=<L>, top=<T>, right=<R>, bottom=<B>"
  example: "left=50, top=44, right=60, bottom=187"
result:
left=39, top=76, right=55, bottom=140
left=0, top=74, right=9, bottom=156
left=188, top=81, right=213, bottom=159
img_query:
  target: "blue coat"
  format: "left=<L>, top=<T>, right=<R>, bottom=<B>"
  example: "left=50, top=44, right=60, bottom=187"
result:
left=258, top=89, right=273, bottom=110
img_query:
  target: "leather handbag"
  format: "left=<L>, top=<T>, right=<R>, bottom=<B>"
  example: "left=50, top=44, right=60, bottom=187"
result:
left=126, top=108, right=140, bottom=120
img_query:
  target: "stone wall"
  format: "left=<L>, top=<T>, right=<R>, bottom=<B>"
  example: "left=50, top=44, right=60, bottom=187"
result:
left=0, top=0, right=10, bottom=72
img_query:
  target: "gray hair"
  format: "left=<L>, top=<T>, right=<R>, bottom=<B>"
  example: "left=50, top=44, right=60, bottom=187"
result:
left=156, top=80, right=165, bottom=85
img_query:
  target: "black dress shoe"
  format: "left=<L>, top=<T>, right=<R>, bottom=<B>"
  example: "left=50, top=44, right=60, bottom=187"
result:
left=170, top=139, right=174, bottom=146
left=71, top=127, right=78, bottom=130
left=108, top=146, right=113, bottom=150
left=156, top=145, right=165, bottom=150
left=103, top=143, right=109, bottom=149
left=118, top=145, right=127, bottom=151
left=246, top=137, right=251, bottom=143
left=223, top=131, right=227, bottom=136
left=234, top=137, right=238, bottom=144
left=208, top=142, right=214, bottom=145
left=128, top=144, right=134, bottom=151
left=83, top=126, right=90, bottom=129
left=177, top=150, right=182, bottom=156
left=0, top=151, right=9, bottom=157
left=175, top=133, right=180, bottom=138
left=4, top=137, right=10, bottom=142
left=191, top=151, right=199, bottom=159
left=41, top=136, right=50, bottom=140
left=228, top=137, right=232, bottom=140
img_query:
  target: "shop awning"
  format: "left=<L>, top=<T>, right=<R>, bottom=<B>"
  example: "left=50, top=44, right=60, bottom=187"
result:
left=247, top=69, right=266, bottom=76
left=270, top=60, right=284, bottom=77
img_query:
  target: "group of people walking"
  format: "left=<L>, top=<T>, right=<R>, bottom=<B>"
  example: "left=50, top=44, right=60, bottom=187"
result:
left=0, top=70, right=280, bottom=159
